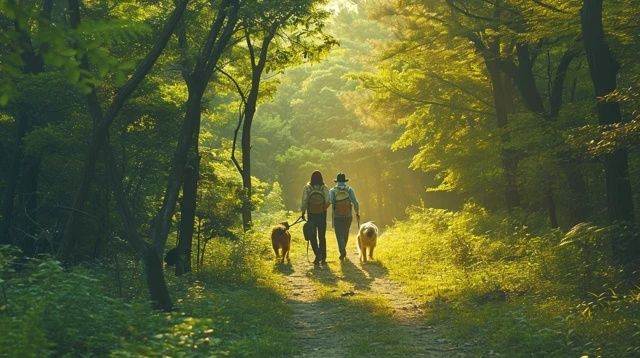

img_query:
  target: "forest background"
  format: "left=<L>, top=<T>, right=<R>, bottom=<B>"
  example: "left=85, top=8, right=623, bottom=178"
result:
left=1, top=0, right=640, bottom=356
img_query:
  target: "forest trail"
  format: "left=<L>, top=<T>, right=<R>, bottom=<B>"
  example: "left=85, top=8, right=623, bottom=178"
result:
left=276, top=230, right=467, bottom=357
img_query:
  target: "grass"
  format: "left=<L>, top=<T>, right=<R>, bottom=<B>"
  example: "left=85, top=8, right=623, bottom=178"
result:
left=374, top=204, right=640, bottom=356
left=0, top=219, right=296, bottom=357
left=6, top=204, right=637, bottom=356
left=1, top=208, right=398, bottom=357
left=285, top=225, right=438, bottom=357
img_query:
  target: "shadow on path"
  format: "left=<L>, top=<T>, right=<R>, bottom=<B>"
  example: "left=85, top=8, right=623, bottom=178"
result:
left=283, top=230, right=467, bottom=357
left=360, top=260, right=389, bottom=279
left=339, top=258, right=373, bottom=290
left=307, top=262, right=339, bottom=286
left=273, top=261, right=295, bottom=276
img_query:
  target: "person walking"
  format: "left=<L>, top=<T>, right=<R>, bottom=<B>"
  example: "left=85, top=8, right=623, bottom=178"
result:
left=329, top=172, right=360, bottom=261
left=300, top=170, right=330, bottom=265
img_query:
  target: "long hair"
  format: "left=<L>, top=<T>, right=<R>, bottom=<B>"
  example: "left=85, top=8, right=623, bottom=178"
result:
left=309, top=170, right=324, bottom=186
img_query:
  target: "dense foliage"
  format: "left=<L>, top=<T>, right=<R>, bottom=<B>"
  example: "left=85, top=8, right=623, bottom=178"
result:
left=0, top=200, right=296, bottom=357
left=1, top=0, right=639, bottom=356
left=377, top=205, right=640, bottom=356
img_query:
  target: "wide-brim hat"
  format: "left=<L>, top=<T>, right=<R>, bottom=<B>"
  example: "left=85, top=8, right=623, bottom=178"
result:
left=334, top=172, right=349, bottom=182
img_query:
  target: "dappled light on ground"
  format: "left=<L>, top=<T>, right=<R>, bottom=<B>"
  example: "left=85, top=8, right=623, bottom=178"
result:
left=281, top=228, right=465, bottom=357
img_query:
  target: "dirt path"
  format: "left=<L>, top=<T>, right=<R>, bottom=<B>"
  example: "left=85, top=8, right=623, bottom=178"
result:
left=285, top=267, right=350, bottom=357
left=279, top=232, right=466, bottom=357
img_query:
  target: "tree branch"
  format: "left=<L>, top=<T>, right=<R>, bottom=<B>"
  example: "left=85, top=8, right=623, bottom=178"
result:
left=244, top=27, right=257, bottom=70
left=192, top=0, right=229, bottom=83
left=380, top=81, right=494, bottom=116
left=531, top=0, right=568, bottom=14
left=231, top=103, right=245, bottom=176
left=426, top=71, right=494, bottom=108
left=203, top=0, right=239, bottom=82
left=446, top=0, right=495, bottom=22
left=550, top=46, right=580, bottom=118
left=216, top=67, right=246, bottom=176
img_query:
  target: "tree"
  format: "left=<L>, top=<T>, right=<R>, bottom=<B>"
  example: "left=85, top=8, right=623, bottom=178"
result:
left=356, top=1, right=513, bottom=211
left=229, top=0, right=336, bottom=230
left=57, top=0, right=193, bottom=310
left=57, top=0, right=190, bottom=266
left=166, top=0, right=241, bottom=275
left=1, top=0, right=58, bottom=251
left=354, top=0, right=632, bottom=228
left=580, top=0, right=634, bottom=223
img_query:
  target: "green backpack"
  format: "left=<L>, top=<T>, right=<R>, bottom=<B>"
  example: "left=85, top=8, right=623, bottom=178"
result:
left=334, top=187, right=352, bottom=217
left=307, top=186, right=326, bottom=214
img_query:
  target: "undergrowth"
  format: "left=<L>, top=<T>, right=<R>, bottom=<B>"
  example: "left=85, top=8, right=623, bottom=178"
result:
left=0, top=207, right=295, bottom=357
left=376, top=202, right=640, bottom=357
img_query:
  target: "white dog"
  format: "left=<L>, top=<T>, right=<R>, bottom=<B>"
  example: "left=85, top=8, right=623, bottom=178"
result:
left=357, top=221, right=378, bottom=262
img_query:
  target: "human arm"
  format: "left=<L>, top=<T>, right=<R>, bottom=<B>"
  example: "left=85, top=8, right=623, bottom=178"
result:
left=323, top=186, right=331, bottom=210
left=349, top=187, right=360, bottom=217
left=300, top=186, right=309, bottom=219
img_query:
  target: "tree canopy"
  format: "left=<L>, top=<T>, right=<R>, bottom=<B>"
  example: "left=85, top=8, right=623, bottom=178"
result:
left=1, top=0, right=639, bottom=356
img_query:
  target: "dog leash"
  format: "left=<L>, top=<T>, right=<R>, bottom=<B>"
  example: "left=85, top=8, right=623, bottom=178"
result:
left=296, top=216, right=311, bottom=264
left=288, top=215, right=305, bottom=228
left=296, top=216, right=311, bottom=263
left=287, top=216, right=311, bottom=263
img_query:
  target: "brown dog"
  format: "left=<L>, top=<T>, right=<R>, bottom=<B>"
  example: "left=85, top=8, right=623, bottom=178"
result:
left=271, top=222, right=291, bottom=263
left=357, top=221, right=378, bottom=262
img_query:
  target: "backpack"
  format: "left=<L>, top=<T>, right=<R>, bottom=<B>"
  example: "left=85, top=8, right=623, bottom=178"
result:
left=307, top=186, right=326, bottom=214
left=333, top=186, right=352, bottom=217
left=302, top=220, right=316, bottom=241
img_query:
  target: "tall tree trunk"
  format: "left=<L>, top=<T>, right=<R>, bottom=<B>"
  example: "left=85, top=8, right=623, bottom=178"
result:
left=507, top=43, right=589, bottom=226
left=152, top=0, right=239, bottom=252
left=142, top=243, right=173, bottom=311
left=238, top=26, right=279, bottom=230
left=0, top=5, right=48, bottom=246
left=176, top=152, right=199, bottom=276
left=581, top=0, right=635, bottom=223
left=486, top=60, right=520, bottom=210
left=549, top=48, right=591, bottom=224
left=57, top=0, right=185, bottom=308
left=240, top=84, right=258, bottom=230
left=514, top=44, right=546, bottom=117
left=59, top=0, right=190, bottom=260
left=104, top=143, right=173, bottom=311
left=152, top=87, right=203, bottom=253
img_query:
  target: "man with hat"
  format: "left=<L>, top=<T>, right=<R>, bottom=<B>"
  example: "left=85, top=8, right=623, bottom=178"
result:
left=329, top=172, right=360, bottom=261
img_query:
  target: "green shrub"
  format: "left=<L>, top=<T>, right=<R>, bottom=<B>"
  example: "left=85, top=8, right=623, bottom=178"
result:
left=0, top=250, right=159, bottom=357
left=376, top=204, right=640, bottom=356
